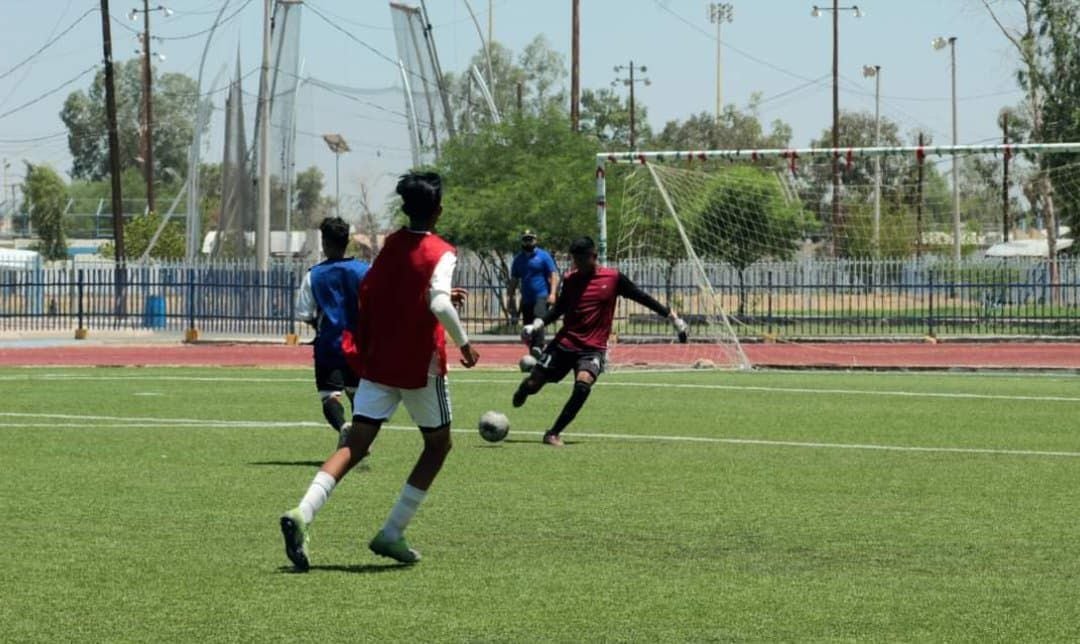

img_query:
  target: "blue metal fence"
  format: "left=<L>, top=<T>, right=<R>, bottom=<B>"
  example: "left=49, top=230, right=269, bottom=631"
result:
left=2, top=256, right=1080, bottom=339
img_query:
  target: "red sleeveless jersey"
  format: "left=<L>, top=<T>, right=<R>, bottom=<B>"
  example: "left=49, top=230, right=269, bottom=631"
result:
left=354, top=228, right=455, bottom=389
left=554, top=266, right=621, bottom=351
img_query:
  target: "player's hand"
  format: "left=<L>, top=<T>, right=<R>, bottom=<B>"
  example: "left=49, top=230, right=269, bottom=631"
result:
left=459, top=343, right=479, bottom=368
left=546, top=293, right=556, bottom=305
left=521, top=318, right=545, bottom=344
left=450, top=288, right=468, bottom=308
left=670, top=313, right=689, bottom=343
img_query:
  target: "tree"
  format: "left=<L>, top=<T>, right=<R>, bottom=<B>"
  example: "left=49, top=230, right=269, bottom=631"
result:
left=60, top=59, right=199, bottom=185
left=98, top=211, right=185, bottom=260
left=983, top=0, right=1080, bottom=258
left=22, top=163, right=68, bottom=260
left=446, top=36, right=567, bottom=133
left=578, top=86, right=652, bottom=149
left=698, top=166, right=804, bottom=314
left=434, top=109, right=600, bottom=315
left=652, top=97, right=792, bottom=151
left=294, top=166, right=328, bottom=227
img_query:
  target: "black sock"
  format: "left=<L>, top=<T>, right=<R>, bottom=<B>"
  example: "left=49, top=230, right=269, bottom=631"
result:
left=550, top=381, right=592, bottom=435
left=322, top=396, right=346, bottom=432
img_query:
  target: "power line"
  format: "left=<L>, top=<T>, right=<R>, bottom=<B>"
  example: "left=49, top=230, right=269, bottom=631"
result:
left=153, top=0, right=255, bottom=41
left=0, top=7, right=98, bottom=82
left=0, top=66, right=98, bottom=121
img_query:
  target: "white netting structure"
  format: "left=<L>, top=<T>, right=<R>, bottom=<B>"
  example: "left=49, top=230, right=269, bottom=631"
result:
left=599, top=143, right=1080, bottom=368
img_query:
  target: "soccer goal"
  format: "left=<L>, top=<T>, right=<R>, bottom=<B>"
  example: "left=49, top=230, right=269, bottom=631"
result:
left=597, top=142, right=1080, bottom=370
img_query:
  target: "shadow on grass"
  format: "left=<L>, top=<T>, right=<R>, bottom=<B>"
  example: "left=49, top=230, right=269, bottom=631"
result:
left=249, top=460, right=324, bottom=467
left=276, top=563, right=413, bottom=575
left=474, top=438, right=579, bottom=447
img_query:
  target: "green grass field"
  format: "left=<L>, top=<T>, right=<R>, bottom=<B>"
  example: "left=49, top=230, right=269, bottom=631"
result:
left=2, top=366, right=1080, bottom=642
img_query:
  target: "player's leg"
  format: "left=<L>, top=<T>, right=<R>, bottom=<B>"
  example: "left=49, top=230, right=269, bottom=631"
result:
left=528, top=299, right=548, bottom=357
left=370, top=375, right=453, bottom=563
left=544, top=351, right=603, bottom=446
left=512, top=344, right=569, bottom=408
left=280, top=380, right=398, bottom=571
left=315, top=363, right=350, bottom=433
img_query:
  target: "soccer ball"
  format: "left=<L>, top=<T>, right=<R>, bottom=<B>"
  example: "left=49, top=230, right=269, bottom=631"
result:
left=478, top=410, right=510, bottom=443
left=518, top=354, right=538, bottom=373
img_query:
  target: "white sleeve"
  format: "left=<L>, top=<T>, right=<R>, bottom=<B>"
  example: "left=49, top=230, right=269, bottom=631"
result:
left=295, top=271, right=318, bottom=322
left=428, top=252, right=469, bottom=347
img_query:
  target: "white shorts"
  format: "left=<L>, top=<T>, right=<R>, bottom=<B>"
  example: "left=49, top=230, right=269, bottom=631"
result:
left=352, top=375, right=452, bottom=428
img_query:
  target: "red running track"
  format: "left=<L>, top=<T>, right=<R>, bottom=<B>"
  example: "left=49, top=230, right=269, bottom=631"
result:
left=2, top=341, right=1080, bottom=370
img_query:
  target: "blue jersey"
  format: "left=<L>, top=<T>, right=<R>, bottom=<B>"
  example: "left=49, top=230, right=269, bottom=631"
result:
left=511, top=248, right=558, bottom=301
left=301, top=257, right=370, bottom=369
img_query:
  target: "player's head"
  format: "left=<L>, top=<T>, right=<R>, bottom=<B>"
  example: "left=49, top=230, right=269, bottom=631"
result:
left=319, top=216, right=350, bottom=259
left=397, top=171, right=443, bottom=230
left=520, top=229, right=537, bottom=251
left=568, top=236, right=598, bottom=272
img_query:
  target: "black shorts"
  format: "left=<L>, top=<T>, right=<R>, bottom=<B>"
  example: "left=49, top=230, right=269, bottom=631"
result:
left=314, top=363, right=359, bottom=393
left=518, top=299, right=549, bottom=325
left=536, top=344, right=605, bottom=383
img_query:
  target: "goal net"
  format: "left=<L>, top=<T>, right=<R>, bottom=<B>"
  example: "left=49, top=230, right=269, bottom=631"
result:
left=601, top=143, right=1080, bottom=369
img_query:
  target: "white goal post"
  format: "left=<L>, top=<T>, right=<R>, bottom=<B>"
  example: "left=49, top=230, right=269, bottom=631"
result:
left=595, top=142, right=1080, bottom=370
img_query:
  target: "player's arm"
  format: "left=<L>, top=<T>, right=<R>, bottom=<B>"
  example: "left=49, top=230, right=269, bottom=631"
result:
left=521, top=276, right=567, bottom=342
left=616, top=272, right=689, bottom=342
left=544, top=252, right=559, bottom=305
left=429, top=252, right=479, bottom=367
left=295, top=271, right=319, bottom=328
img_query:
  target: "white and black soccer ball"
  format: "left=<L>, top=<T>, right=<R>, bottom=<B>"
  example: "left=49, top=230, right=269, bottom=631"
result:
left=518, top=353, right=538, bottom=373
left=478, top=410, right=510, bottom=443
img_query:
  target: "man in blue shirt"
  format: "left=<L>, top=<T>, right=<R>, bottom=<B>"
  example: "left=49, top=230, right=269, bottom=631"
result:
left=295, top=217, right=370, bottom=442
left=508, top=229, right=558, bottom=357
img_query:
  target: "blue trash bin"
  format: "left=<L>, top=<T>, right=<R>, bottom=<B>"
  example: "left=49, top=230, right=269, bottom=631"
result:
left=144, top=295, right=166, bottom=328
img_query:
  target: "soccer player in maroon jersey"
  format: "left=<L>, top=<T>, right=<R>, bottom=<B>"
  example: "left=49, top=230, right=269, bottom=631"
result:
left=280, top=172, right=479, bottom=570
left=513, top=236, right=688, bottom=447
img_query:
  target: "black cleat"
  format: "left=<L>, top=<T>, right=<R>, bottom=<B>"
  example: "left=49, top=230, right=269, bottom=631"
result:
left=512, top=388, right=527, bottom=408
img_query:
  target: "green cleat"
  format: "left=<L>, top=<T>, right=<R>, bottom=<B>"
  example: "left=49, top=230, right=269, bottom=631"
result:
left=368, top=530, right=421, bottom=564
left=279, top=508, right=310, bottom=572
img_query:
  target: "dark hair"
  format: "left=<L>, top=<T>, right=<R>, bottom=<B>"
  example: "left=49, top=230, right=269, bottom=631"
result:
left=396, top=171, right=442, bottom=223
left=568, top=236, right=596, bottom=256
left=319, top=216, right=351, bottom=249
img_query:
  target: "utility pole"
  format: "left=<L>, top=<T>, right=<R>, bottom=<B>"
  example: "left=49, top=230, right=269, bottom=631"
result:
left=257, top=0, right=271, bottom=270
left=863, top=64, right=881, bottom=255
left=1002, top=114, right=1011, bottom=243
left=571, top=0, right=580, bottom=131
left=100, top=0, right=126, bottom=264
left=708, top=3, right=733, bottom=121
left=811, top=3, right=861, bottom=256
left=613, top=61, right=649, bottom=150
left=933, top=36, right=960, bottom=261
left=141, top=1, right=155, bottom=214
left=131, top=2, right=170, bottom=215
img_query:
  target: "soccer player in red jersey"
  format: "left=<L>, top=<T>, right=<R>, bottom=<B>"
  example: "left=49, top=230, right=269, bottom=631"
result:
left=280, top=172, right=479, bottom=570
left=513, top=236, right=688, bottom=447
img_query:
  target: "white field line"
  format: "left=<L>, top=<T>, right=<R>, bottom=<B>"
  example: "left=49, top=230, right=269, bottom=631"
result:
left=2, top=412, right=1080, bottom=459
left=3, top=373, right=1080, bottom=404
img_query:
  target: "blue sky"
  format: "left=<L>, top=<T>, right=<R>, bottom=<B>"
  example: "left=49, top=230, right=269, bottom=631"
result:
left=0, top=0, right=1030, bottom=216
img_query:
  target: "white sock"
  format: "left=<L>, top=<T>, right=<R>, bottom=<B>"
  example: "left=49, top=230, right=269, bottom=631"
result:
left=381, top=484, right=426, bottom=540
left=298, top=471, right=337, bottom=524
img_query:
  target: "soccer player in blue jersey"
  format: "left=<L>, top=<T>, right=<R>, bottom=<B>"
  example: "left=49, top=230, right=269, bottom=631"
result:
left=508, top=229, right=559, bottom=358
left=295, top=217, right=370, bottom=442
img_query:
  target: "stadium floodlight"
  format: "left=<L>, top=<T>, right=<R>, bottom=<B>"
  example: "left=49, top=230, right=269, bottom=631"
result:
left=811, top=5, right=820, bottom=17
left=932, top=36, right=950, bottom=50
left=323, top=134, right=350, bottom=219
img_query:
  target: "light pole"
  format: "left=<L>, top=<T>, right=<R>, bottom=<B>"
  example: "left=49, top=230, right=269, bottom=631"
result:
left=322, top=134, right=350, bottom=220
left=129, top=3, right=171, bottom=215
left=812, top=3, right=861, bottom=256
left=862, top=64, right=881, bottom=255
left=933, top=36, right=960, bottom=262
left=708, top=3, right=733, bottom=122
left=612, top=62, right=650, bottom=150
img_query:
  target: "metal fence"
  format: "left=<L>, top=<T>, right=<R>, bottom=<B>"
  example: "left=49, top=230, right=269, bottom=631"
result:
left=0, top=260, right=300, bottom=337
left=3, top=256, right=1080, bottom=339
